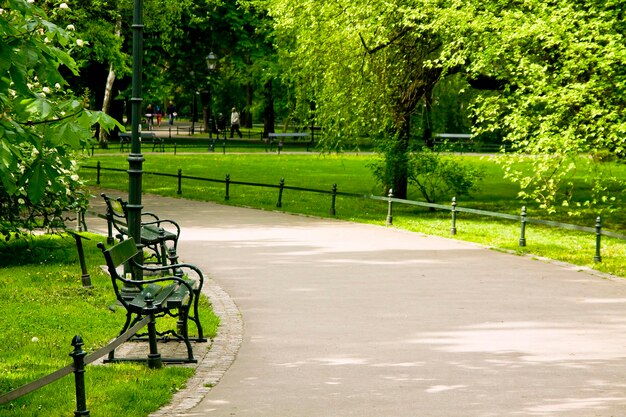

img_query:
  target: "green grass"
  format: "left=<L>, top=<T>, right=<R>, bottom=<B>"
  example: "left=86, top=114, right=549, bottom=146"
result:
left=0, top=234, right=219, bottom=416
left=80, top=152, right=626, bottom=278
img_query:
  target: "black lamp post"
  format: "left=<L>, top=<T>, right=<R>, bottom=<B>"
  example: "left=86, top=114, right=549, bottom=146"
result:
left=127, top=0, right=145, bottom=281
left=206, top=52, right=217, bottom=141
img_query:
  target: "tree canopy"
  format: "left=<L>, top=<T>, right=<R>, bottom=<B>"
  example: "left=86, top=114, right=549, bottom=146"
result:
left=253, top=0, right=626, bottom=208
left=4, top=0, right=623, bottom=225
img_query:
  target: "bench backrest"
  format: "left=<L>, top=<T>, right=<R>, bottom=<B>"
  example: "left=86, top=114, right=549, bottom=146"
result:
left=98, top=237, right=138, bottom=273
left=99, top=237, right=138, bottom=271
left=98, top=237, right=141, bottom=300
left=101, top=193, right=129, bottom=233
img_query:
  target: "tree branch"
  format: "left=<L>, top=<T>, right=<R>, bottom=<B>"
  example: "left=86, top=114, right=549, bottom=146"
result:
left=359, top=27, right=410, bottom=55
left=20, top=109, right=84, bottom=127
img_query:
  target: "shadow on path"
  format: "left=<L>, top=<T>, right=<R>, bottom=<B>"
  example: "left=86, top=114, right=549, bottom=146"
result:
left=86, top=190, right=626, bottom=417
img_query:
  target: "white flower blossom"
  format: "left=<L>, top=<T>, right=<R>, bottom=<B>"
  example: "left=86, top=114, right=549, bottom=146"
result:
left=59, top=2, right=69, bottom=9
left=27, top=0, right=34, bottom=3
left=42, top=86, right=51, bottom=94
left=76, top=39, right=84, bottom=47
left=31, top=337, right=39, bottom=342
left=71, top=174, right=79, bottom=181
left=55, top=83, right=61, bottom=89
left=66, top=24, right=75, bottom=31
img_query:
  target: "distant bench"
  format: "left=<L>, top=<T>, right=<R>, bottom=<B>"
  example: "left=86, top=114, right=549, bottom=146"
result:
left=119, top=132, right=164, bottom=152
left=267, top=132, right=312, bottom=153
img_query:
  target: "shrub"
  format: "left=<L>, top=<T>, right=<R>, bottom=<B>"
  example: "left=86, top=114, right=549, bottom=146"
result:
left=407, top=148, right=484, bottom=204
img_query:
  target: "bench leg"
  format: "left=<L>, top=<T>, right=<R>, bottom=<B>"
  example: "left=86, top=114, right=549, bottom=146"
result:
left=106, top=311, right=134, bottom=362
left=189, top=291, right=206, bottom=342
left=167, top=247, right=184, bottom=277
left=159, top=241, right=169, bottom=268
left=178, top=308, right=195, bottom=362
left=106, top=218, right=114, bottom=245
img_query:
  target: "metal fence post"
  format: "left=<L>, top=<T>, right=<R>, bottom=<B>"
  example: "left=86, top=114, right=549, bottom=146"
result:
left=225, top=174, right=230, bottom=200
left=519, top=206, right=527, bottom=247
left=386, top=189, right=393, bottom=226
left=96, top=161, right=101, bottom=185
left=71, top=233, right=92, bottom=288
left=277, top=178, right=285, bottom=208
left=330, top=184, right=337, bottom=216
left=450, top=197, right=457, bottom=236
left=594, top=216, right=602, bottom=263
left=70, top=336, right=90, bottom=417
left=177, top=169, right=182, bottom=195
left=76, top=209, right=86, bottom=232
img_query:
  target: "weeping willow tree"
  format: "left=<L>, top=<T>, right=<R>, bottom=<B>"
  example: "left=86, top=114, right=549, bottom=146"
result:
left=246, top=0, right=475, bottom=198
left=248, top=0, right=626, bottom=211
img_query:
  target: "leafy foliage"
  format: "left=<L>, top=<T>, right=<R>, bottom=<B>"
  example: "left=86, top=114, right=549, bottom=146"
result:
left=465, top=0, right=626, bottom=211
left=407, top=148, right=484, bottom=204
left=0, top=0, right=120, bottom=238
left=252, top=0, right=626, bottom=212
left=370, top=144, right=484, bottom=203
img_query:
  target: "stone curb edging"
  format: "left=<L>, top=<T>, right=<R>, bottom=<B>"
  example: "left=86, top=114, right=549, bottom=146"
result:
left=149, top=276, right=243, bottom=417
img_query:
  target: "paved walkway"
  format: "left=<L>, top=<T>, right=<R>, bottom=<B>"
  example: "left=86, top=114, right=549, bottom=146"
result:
left=86, top=190, right=626, bottom=417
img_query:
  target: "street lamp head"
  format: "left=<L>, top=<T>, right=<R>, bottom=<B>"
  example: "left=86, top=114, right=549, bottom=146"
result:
left=206, top=52, right=217, bottom=71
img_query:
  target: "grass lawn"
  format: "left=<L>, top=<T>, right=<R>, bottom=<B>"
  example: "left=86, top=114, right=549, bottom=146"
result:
left=81, top=152, right=626, bottom=278
left=0, top=233, right=219, bottom=416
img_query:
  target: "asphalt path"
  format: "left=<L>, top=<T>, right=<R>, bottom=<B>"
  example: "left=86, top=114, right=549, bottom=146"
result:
left=87, top=190, right=626, bottom=417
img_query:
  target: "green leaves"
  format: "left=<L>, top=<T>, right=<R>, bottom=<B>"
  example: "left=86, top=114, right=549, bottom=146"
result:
left=0, top=0, right=121, bottom=236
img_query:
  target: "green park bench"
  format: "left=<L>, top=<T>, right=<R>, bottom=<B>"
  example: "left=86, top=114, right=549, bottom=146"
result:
left=101, top=193, right=181, bottom=268
left=119, top=132, right=164, bottom=152
left=267, top=132, right=313, bottom=152
left=98, top=237, right=206, bottom=364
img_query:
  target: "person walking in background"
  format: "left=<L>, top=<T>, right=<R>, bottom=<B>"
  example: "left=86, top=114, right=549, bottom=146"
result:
left=155, top=105, right=163, bottom=127
left=217, top=113, right=226, bottom=137
left=145, top=104, right=154, bottom=130
left=167, top=101, right=177, bottom=126
left=230, top=107, right=243, bottom=138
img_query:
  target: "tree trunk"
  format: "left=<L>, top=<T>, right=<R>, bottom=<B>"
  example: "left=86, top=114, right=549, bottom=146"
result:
left=422, top=87, right=434, bottom=149
left=262, top=80, right=275, bottom=138
left=98, top=15, right=122, bottom=146
left=243, top=83, right=253, bottom=128
left=391, top=118, right=410, bottom=199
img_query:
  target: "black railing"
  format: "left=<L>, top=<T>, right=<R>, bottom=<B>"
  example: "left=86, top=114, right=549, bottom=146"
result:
left=374, top=193, right=626, bottom=263
left=0, top=316, right=151, bottom=415
left=84, top=163, right=626, bottom=263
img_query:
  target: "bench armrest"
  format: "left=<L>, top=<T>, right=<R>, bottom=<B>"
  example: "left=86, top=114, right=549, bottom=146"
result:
left=141, top=219, right=181, bottom=238
left=131, top=259, right=204, bottom=291
left=119, top=274, right=193, bottom=292
left=142, top=211, right=160, bottom=221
